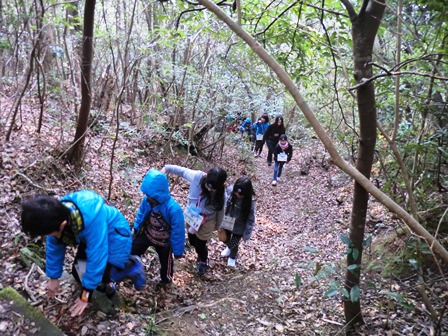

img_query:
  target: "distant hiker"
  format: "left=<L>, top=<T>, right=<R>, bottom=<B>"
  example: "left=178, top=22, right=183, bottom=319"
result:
left=240, top=117, right=252, bottom=139
left=272, top=134, right=293, bottom=186
left=263, top=115, right=286, bottom=166
left=220, top=176, right=256, bottom=267
left=250, top=120, right=257, bottom=150
left=131, top=169, right=185, bottom=288
left=162, top=165, right=227, bottom=276
left=253, top=113, right=270, bottom=157
left=21, top=191, right=146, bottom=317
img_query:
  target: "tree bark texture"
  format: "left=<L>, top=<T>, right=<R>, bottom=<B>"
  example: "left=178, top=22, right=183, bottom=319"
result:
left=343, top=0, right=386, bottom=327
left=67, top=0, right=96, bottom=167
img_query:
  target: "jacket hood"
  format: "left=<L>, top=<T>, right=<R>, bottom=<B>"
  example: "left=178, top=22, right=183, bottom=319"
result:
left=245, top=118, right=251, bottom=123
left=140, top=170, right=170, bottom=204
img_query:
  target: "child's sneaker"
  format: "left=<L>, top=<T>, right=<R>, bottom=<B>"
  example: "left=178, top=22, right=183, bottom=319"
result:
left=271, top=180, right=277, bottom=186
left=221, top=247, right=231, bottom=257
left=111, top=255, right=146, bottom=290
left=155, top=280, right=172, bottom=290
left=227, top=258, right=236, bottom=267
left=128, top=256, right=146, bottom=290
left=197, top=259, right=209, bottom=276
left=96, top=282, right=117, bottom=299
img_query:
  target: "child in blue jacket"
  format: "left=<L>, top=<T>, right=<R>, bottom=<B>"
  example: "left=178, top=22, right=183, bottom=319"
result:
left=253, top=114, right=270, bottom=157
left=240, top=117, right=252, bottom=139
left=21, top=190, right=146, bottom=317
left=132, top=169, right=185, bottom=287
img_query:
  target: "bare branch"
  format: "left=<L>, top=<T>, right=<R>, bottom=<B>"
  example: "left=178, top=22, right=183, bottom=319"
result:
left=255, top=0, right=348, bottom=37
left=359, top=0, right=369, bottom=16
left=340, top=0, right=357, bottom=21
left=348, top=70, right=448, bottom=91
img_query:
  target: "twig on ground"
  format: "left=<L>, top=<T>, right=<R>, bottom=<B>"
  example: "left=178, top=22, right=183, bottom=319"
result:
left=12, top=172, right=57, bottom=193
left=24, top=263, right=38, bottom=303
left=156, top=297, right=248, bottom=323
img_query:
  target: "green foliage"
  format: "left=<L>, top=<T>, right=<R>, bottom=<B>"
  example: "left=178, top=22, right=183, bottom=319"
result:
left=385, top=291, right=416, bottom=311
left=294, top=273, right=301, bottom=288
left=142, top=311, right=159, bottom=336
left=339, top=234, right=352, bottom=247
left=0, top=38, right=12, bottom=51
left=19, top=245, right=45, bottom=269
left=350, top=285, right=360, bottom=302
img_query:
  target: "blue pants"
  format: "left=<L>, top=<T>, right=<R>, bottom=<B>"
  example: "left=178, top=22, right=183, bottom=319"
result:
left=273, top=161, right=285, bottom=181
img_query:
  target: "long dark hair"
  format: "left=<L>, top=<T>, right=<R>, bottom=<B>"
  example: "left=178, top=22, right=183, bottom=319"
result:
left=228, top=176, right=255, bottom=222
left=200, top=167, right=227, bottom=211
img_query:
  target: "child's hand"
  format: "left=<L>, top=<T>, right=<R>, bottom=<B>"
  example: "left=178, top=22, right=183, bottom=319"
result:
left=161, top=166, right=166, bottom=173
left=70, top=298, right=89, bottom=317
left=47, top=279, right=60, bottom=299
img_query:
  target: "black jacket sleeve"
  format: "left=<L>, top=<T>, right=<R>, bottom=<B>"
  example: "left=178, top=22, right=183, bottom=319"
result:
left=287, top=145, right=293, bottom=161
left=263, top=125, right=272, bottom=142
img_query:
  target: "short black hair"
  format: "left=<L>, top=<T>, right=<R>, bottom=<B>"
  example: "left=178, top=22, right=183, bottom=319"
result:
left=21, top=195, right=69, bottom=237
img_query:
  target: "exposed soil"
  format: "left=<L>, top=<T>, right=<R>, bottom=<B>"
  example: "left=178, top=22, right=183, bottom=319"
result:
left=0, top=105, right=446, bottom=335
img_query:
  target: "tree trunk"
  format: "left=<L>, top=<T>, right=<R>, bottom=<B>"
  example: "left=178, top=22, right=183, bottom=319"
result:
left=342, top=0, right=386, bottom=327
left=67, top=0, right=96, bottom=167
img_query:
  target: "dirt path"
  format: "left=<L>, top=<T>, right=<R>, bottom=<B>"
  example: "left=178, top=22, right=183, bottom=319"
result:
left=2, top=126, right=437, bottom=335
left=154, top=144, right=355, bottom=335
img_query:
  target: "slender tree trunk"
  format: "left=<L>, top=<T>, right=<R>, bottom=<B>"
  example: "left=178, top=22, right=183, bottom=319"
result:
left=341, top=0, right=385, bottom=327
left=67, top=0, right=96, bottom=167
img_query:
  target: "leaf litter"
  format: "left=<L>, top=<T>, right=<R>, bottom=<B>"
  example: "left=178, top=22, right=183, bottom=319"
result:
left=0, top=104, right=446, bottom=335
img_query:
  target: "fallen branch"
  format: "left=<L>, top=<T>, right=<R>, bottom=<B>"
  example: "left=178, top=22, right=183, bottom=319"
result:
left=155, top=297, right=247, bottom=324
left=11, top=172, right=57, bottom=193
left=24, top=263, right=39, bottom=303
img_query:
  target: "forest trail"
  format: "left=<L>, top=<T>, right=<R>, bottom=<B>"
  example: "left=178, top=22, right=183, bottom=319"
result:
left=1, top=125, right=423, bottom=336
left=154, top=142, right=356, bottom=336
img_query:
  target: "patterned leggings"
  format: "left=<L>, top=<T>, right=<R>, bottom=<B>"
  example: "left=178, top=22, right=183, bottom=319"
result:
left=224, top=230, right=243, bottom=259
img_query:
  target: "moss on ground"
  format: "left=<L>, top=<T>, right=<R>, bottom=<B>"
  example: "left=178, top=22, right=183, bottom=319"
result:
left=0, top=287, right=63, bottom=336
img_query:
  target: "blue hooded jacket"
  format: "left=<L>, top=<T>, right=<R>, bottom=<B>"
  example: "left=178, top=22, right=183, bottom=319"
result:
left=240, top=118, right=252, bottom=132
left=134, top=170, right=185, bottom=257
left=45, top=190, right=132, bottom=291
left=253, top=120, right=269, bottom=136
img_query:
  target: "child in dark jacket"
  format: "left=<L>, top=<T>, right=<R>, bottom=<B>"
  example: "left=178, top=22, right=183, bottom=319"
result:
left=220, top=176, right=256, bottom=267
left=131, top=169, right=185, bottom=287
left=272, top=134, right=293, bottom=186
left=263, top=115, right=286, bottom=166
